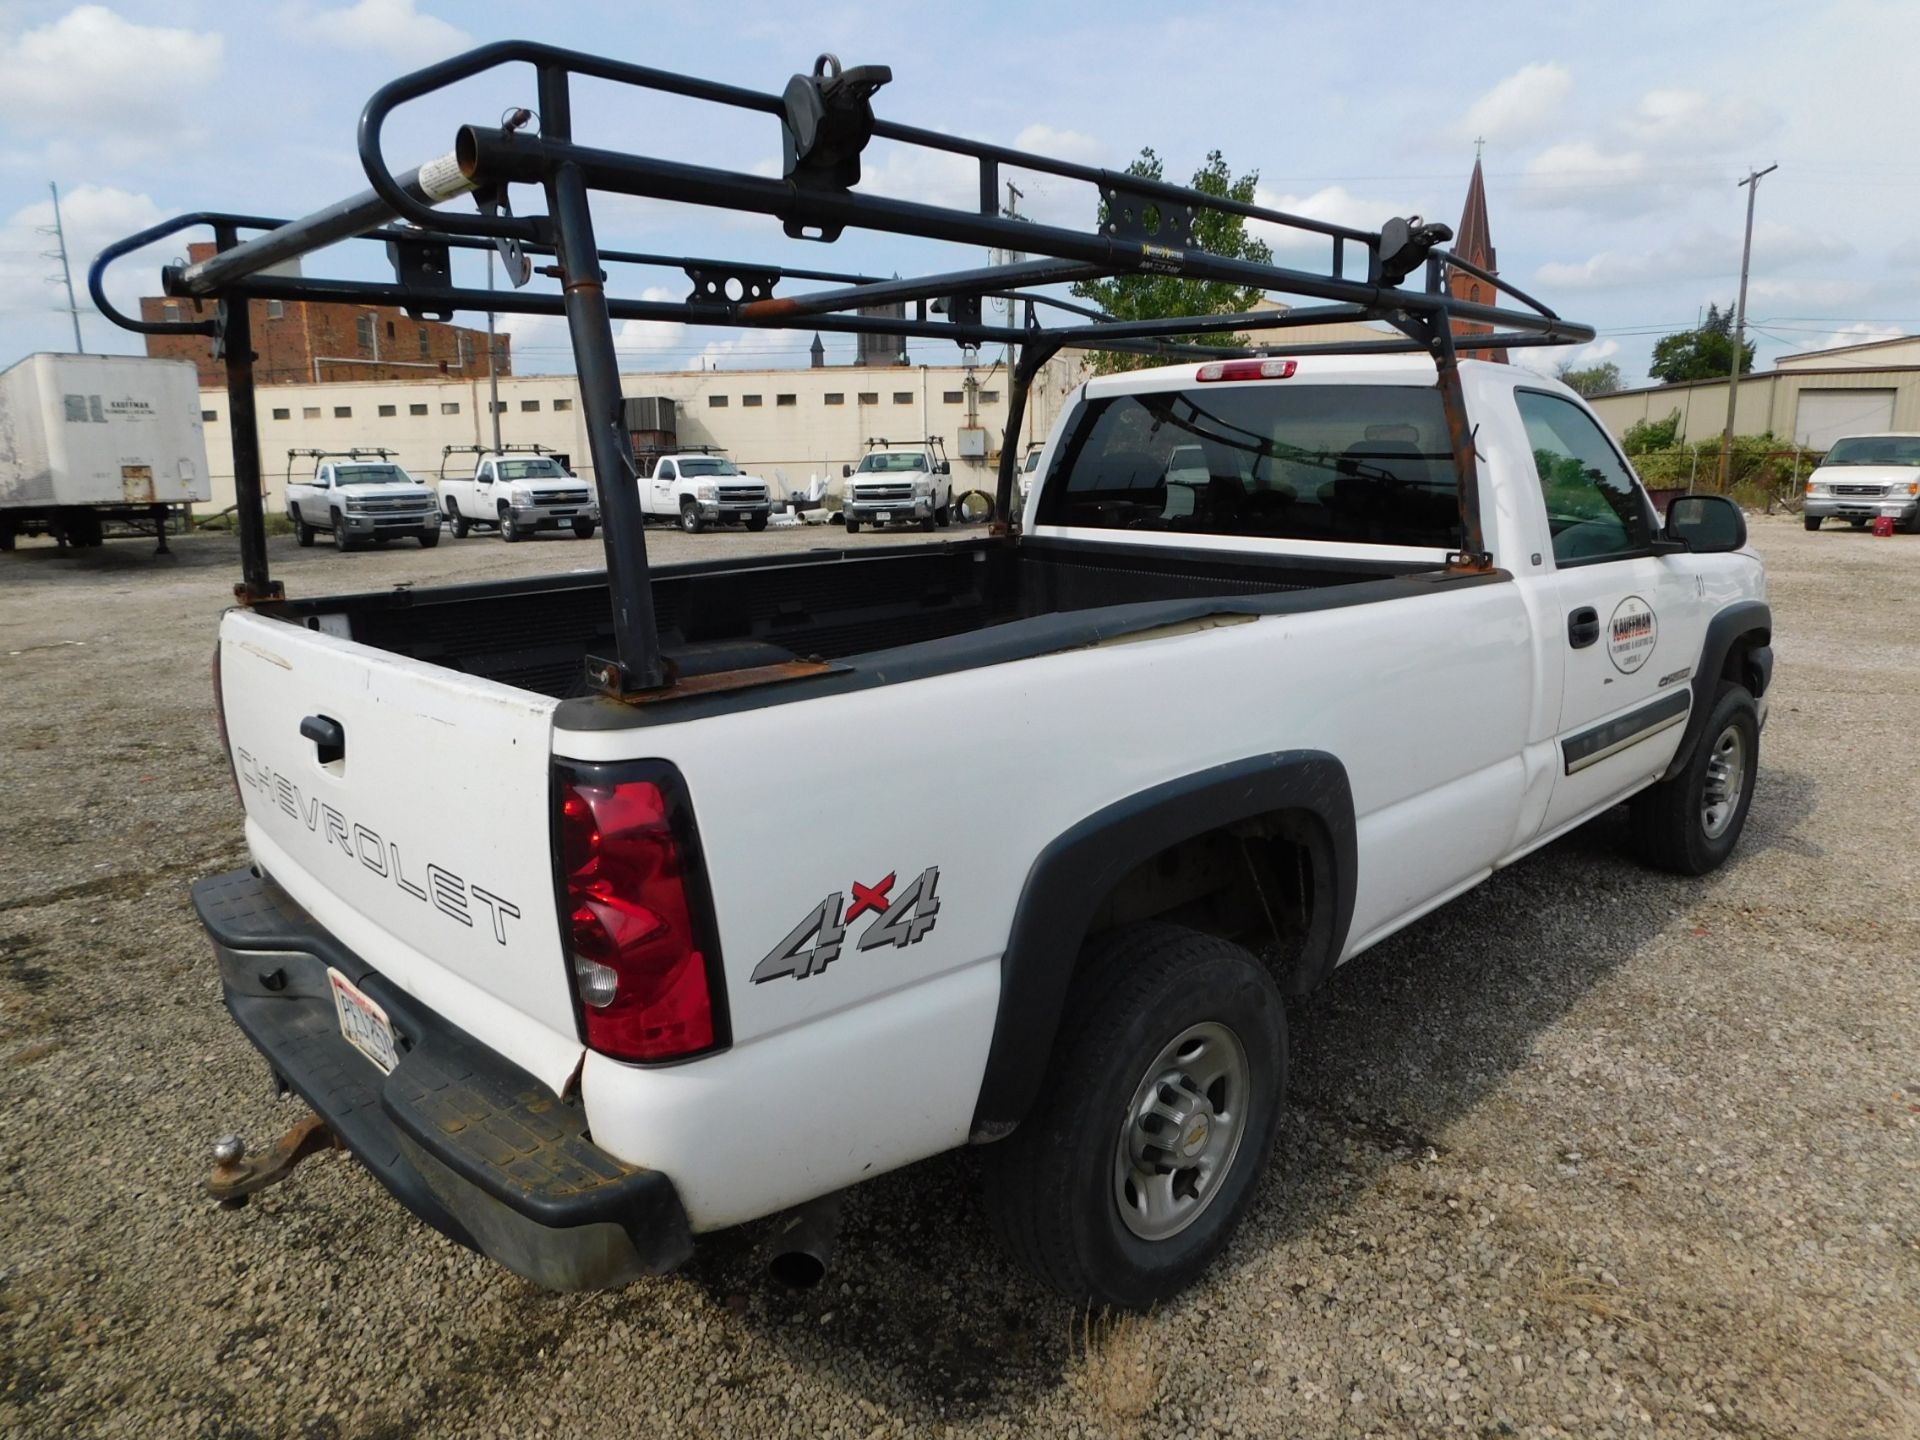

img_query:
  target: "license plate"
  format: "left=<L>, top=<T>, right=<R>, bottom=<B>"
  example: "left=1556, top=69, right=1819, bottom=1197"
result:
left=328, top=967, right=399, bottom=1074
left=876, top=511, right=891, bottom=522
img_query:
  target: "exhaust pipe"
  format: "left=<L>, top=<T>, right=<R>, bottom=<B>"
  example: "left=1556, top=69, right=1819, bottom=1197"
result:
left=767, top=1191, right=844, bottom=1289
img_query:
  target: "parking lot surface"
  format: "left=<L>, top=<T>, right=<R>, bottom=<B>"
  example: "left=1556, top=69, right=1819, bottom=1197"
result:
left=1, top=514, right=1915, bottom=1438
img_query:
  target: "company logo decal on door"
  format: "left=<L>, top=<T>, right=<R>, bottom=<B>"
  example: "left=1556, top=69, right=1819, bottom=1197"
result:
left=1607, top=596, right=1657, bottom=674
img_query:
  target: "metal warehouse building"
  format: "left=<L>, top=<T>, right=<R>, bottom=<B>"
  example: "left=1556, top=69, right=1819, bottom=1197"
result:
left=1587, top=334, right=1920, bottom=450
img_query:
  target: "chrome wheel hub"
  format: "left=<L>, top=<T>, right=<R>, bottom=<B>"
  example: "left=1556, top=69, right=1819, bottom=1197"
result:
left=1701, top=723, right=1747, bottom=839
left=1113, top=1021, right=1250, bottom=1242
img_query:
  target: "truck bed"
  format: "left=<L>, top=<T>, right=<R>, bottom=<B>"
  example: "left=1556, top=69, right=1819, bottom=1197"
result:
left=270, top=536, right=1456, bottom=721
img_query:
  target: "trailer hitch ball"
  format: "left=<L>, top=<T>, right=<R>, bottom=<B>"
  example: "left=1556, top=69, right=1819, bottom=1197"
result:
left=205, top=1112, right=339, bottom=1209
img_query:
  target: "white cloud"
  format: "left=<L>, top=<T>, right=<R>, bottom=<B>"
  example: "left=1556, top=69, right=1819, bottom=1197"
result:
left=1746, top=277, right=1871, bottom=308
left=1249, top=184, right=1403, bottom=252
left=0, top=185, right=169, bottom=340
left=0, top=6, right=222, bottom=151
left=291, top=0, right=470, bottom=61
left=1626, top=88, right=1772, bottom=149
left=1538, top=221, right=1849, bottom=291
left=1453, top=63, right=1572, bottom=144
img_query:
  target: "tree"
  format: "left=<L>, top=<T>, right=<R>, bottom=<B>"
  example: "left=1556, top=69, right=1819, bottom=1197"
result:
left=1622, top=410, right=1682, bottom=456
left=1071, top=148, right=1273, bottom=374
left=1648, top=304, right=1755, bottom=384
left=1556, top=360, right=1622, bottom=396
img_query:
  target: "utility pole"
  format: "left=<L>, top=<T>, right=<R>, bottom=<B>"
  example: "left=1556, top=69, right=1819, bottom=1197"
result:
left=45, top=181, right=84, bottom=352
left=1715, top=163, right=1777, bottom=491
left=486, top=249, right=503, bottom=453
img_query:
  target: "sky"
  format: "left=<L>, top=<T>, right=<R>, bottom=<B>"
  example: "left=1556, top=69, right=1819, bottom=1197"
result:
left=3, top=0, right=1918, bottom=388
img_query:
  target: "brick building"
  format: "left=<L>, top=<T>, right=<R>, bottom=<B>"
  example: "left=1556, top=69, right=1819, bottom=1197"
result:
left=140, top=242, right=509, bottom=387
left=1447, top=155, right=1509, bottom=364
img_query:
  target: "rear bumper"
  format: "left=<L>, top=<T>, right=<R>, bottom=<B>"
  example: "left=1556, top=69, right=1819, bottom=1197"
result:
left=192, top=867, right=691, bottom=1291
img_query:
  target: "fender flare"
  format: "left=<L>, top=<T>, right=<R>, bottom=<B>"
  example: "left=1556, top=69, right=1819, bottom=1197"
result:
left=1662, top=600, right=1772, bottom=781
left=968, top=751, right=1356, bottom=1138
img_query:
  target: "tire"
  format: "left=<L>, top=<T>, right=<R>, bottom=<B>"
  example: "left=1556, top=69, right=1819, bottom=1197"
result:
left=1803, top=515, right=1821, bottom=532
left=1629, top=680, right=1759, bottom=876
left=1905, top=509, right=1920, bottom=536
left=418, top=529, right=440, bottom=549
left=979, top=922, right=1287, bottom=1311
left=679, top=502, right=705, bottom=535
left=744, top=512, right=768, bottom=533
left=331, top=512, right=351, bottom=551
left=572, top=518, right=597, bottom=540
left=935, top=503, right=951, bottom=528
left=499, top=507, right=520, bottom=542
left=447, top=501, right=469, bottom=539
left=293, top=508, right=315, bottom=547
left=844, top=518, right=860, bottom=534
left=920, top=514, right=937, bottom=532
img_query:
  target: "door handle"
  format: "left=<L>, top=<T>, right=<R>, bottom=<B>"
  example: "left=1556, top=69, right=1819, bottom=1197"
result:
left=1568, top=606, right=1600, bottom=649
left=300, top=714, right=345, bottom=765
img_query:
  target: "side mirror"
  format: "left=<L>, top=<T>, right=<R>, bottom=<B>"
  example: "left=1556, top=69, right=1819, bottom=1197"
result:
left=937, top=461, right=950, bottom=475
left=842, top=464, right=852, bottom=478
left=1665, top=494, right=1746, bottom=553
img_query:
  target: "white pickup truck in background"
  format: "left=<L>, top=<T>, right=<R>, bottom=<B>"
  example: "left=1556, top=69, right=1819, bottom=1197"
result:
left=283, top=449, right=440, bottom=551
left=435, top=447, right=599, bottom=541
left=197, top=355, right=1770, bottom=1308
left=843, top=438, right=954, bottom=532
left=637, top=450, right=772, bottom=533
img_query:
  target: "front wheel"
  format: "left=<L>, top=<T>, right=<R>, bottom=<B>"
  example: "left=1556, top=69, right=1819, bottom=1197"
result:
left=980, top=922, right=1286, bottom=1311
left=844, top=517, right=860, bottom=534
left=1629, top=681, right=1759, bottom=875
left=572, top=518, right=597, bottom=540
left=934, top=503, right=950, bottom=528
left=679, top=502, right=705, bottom=535
left=447, top=501, right=469, bottom=539
left=1803, top=514, right=1821, bottom=532
left=293, top=508, right=315, bottom=547
left=418, top=529, right=440, bottom=549
left=499, top=509, right=521, bottom=542
left=744, top=512, right=769, bottom=533
left=331, top=513, right=351, bottom=551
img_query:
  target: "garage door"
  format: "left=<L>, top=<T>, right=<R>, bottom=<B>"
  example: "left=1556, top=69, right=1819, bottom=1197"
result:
left=1795, top=389, right=1895, bottom=449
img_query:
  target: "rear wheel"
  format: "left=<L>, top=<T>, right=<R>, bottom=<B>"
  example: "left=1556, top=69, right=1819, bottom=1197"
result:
left=980, top=922, right=1287, bottom=1310
left=1803, top=514, right=1821, bottom=532
left=1629, top=681, right=1759, bottom=875
left=679, top=502, right=705, bottom=535
left=293, top=507, right=315, bottom=547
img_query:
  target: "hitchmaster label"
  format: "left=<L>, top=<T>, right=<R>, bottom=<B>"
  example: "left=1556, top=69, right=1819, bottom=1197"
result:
left=1607, top=596, right=1657, bottom=675
left=234, top=747, right=522, bottom=944
left=1140, top=244, right=1184, bottom=274
left=752, top=867, right=941, bottom=983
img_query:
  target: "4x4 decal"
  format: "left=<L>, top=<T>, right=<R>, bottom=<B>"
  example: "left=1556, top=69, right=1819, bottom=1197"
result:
left=751, top=867, right=941, bottom=983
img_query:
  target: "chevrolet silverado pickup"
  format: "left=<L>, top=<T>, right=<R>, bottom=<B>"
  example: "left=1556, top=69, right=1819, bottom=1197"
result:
left=94, top=41, right=1773, bottom=1311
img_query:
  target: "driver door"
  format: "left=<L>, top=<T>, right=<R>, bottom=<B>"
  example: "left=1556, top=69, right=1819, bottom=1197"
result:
left=653, top=460, right=677, bottom=511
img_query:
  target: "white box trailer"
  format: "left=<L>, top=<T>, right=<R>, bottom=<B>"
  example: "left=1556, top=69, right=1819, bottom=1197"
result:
left=0, top=353, right=210, bottom=551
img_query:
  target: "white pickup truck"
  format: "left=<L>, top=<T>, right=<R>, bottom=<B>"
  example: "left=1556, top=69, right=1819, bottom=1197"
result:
left=842, top=438, right=954, bottom=532
left=436, top=448, right=599, bottom=542
left=196, top=355, right=1770, bottom=1307
left=284, top=451, right=440, bottom=550
left=638, top=450, right=772, bottom=533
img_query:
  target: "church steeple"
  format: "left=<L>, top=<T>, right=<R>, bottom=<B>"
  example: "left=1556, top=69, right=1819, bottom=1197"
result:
left=1448, top=153, right=1508, bottom=364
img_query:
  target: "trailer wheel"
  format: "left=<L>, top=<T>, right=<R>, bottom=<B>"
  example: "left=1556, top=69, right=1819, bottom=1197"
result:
left=447, top=500, right=469, bottom=539
left=292, top=508, right=315, bottom=547
left=679, top=501, right=705, bottom=535
left=572, top=518, right=596, bottom=539
left=980, top=922, right=1286, bottom=1310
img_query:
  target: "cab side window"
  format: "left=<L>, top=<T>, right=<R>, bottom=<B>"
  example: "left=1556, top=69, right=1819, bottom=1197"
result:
left=1515, top=390, right=1651, bottom=565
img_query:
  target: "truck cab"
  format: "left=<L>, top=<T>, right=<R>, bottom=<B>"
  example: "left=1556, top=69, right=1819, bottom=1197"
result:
left=284, top=449, right=439, bottom=551
left=638, top=450, right=772, bottom=534
left=436, top=447, right=598, bottom=542
left=842, top=437, right=953, bottom=533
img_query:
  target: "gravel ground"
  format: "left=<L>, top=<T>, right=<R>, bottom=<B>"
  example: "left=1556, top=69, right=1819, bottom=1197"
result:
left=1, top=514, right=1915, bottom=1439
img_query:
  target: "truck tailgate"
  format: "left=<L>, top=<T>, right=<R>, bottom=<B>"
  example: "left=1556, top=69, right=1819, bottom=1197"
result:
left=218, top=609, right=581, bottom=1093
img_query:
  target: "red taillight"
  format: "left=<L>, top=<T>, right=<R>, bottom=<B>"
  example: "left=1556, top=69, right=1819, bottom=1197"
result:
left=1195, top=358, right=1297, bottom=382
left=558, top=768, right=720, bottom=1062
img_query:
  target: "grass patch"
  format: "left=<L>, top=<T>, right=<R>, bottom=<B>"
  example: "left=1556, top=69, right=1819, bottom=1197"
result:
left=1066, top=1309, right=1163, bottom=1437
